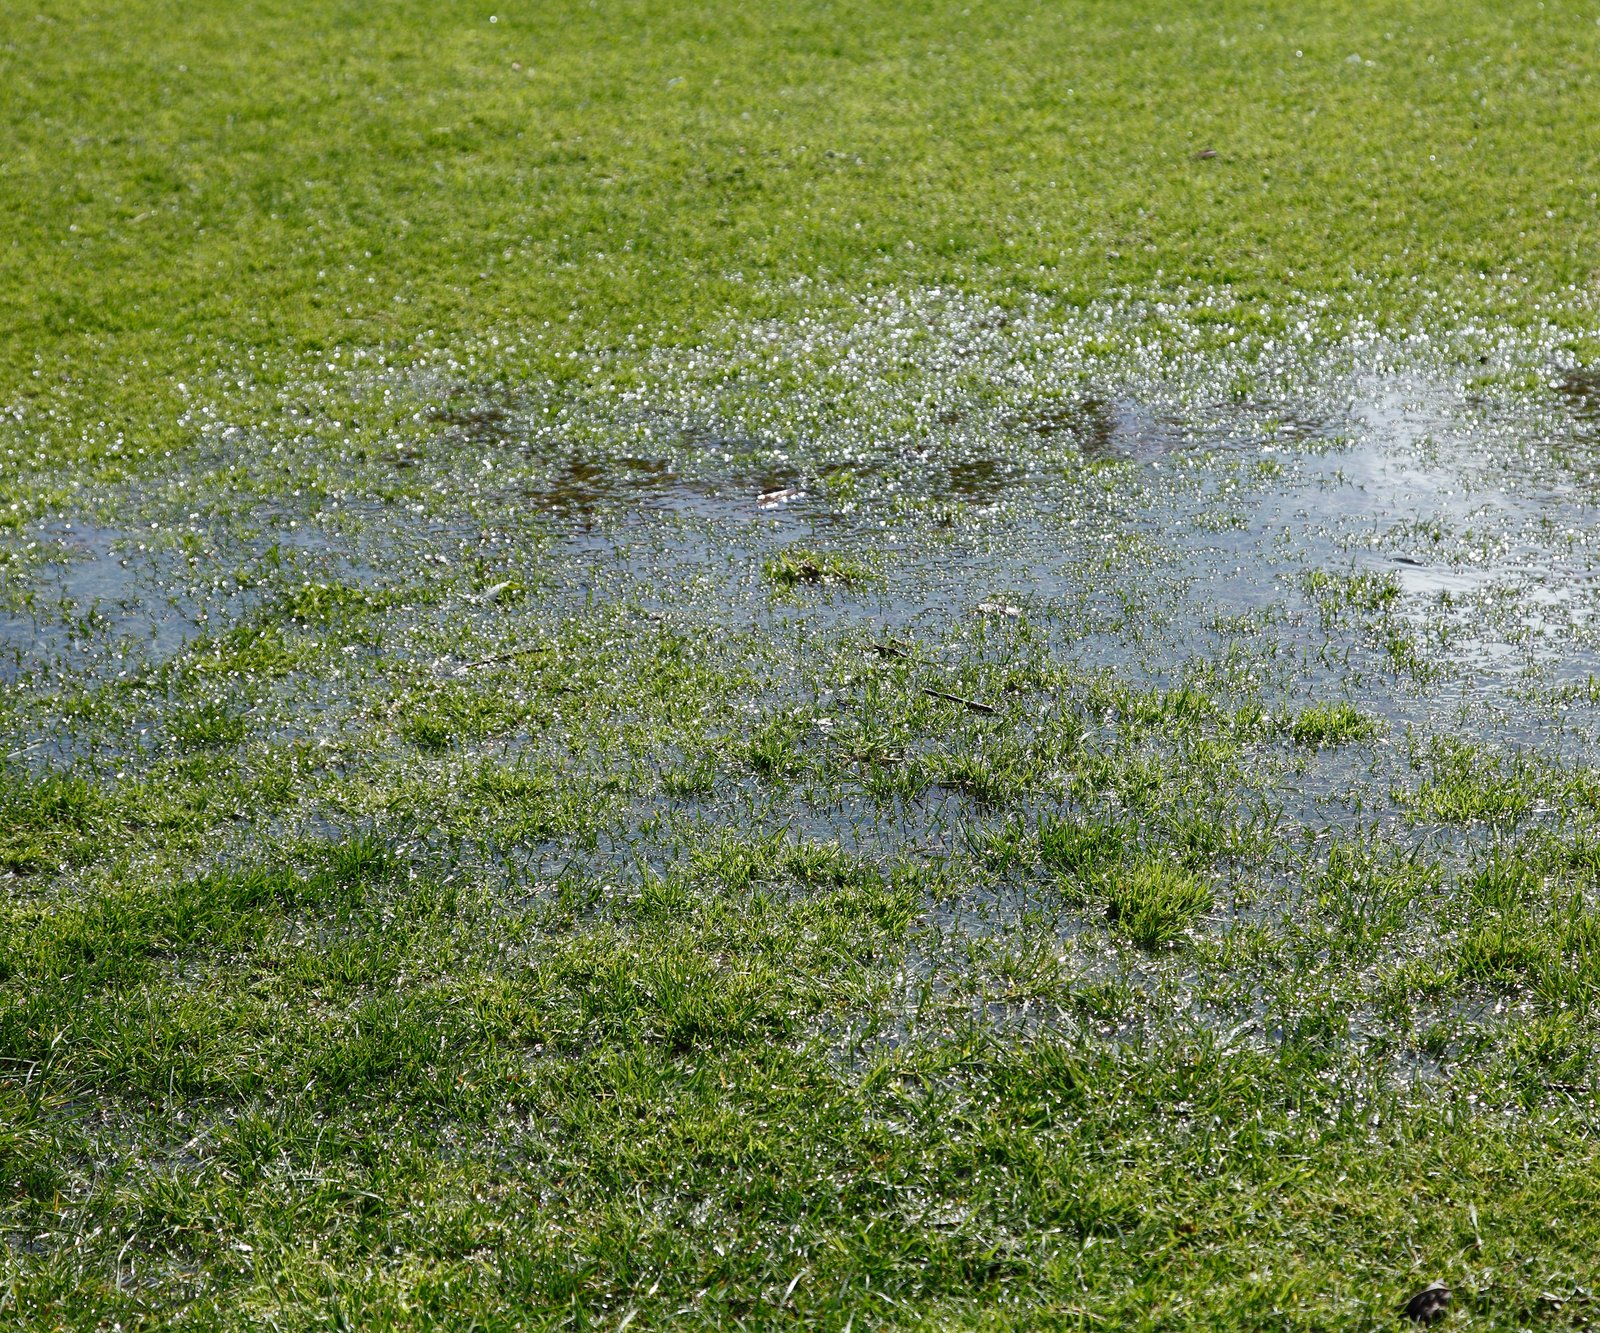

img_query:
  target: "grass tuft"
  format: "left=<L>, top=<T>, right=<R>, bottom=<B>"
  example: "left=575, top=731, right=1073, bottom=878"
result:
left=763, top=548, right=867, bottom=590
left=1104, top=859, right=1214, bottom=948
left=1286, top=701, right=1378, bottom=747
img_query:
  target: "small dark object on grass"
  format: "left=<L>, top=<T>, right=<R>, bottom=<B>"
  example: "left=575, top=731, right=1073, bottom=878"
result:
left=454, top=645, right=553, bottom=674
left=923, top=686, right=998, bottom=715
left=867, top=641, right=910, bottom=660
left=1194, top=147, right=1218, bottom=159
left=1403, top=1281, right=1450, bottom=1325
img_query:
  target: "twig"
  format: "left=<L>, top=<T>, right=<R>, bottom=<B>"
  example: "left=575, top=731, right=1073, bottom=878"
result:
left=922, top=687, right=998, bottom=715
left=454, top=645, right=552, bottom=674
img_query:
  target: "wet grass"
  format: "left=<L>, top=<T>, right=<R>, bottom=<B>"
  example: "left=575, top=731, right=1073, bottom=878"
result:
left=10, top=585, right=1600, bottom=1326
left=763, top=548, right=870, bottom=591
left=1287, top=701, right=1379, bottom=748
left=1103, top=858, right=1215, bottom=948
left=6, top=0, right=1600, bottom=1329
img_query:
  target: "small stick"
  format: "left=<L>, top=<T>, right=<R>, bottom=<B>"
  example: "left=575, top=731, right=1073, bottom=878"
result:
left=867, top=641, right=911, bottom=660
left=454, top=645, right=553, bottom=673
left=922, top=687, right=998, bottom=715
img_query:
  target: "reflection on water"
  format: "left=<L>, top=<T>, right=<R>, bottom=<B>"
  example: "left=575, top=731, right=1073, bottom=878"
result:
left=1556, top=366, right=1600, bottom=424
left=9, top=363, right=1600, bottom=761
left=0, top=523, right=202, bottom=686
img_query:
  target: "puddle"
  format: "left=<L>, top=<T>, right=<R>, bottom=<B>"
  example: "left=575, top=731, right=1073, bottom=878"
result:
left=0, top=522, right=204, bottom=685
left=13, top=307, right=1600, bottom=1093
left=512, top=366, right=1600, bottom=745
left=1013, top=395, right=1197, bottom=461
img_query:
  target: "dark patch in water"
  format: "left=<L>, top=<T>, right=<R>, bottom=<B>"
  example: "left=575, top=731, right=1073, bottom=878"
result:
left=520, top=460, right=636, bottom=515
left=1556, top=366, right=1600, bottom=423
left=945, top=459, right=1022, bottom=501
left=426, top=388, right=520, bottom=443
left=517, top=456, right=816, bottom=520
left=1014, top=396, right=1185, bottom=460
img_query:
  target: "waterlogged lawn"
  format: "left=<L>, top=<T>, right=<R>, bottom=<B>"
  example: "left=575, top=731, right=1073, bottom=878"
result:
left=6, top=1, right=1600, bottom=1328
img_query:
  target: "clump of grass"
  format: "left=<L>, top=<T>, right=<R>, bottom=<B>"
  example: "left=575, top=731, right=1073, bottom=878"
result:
left=1286, top=701, right=1378, bottom=747
left=1455, top=919, right=1549, bottom=987
left=738, top=712, right=809, bottom=779
left=0, top=763, right=102, bottom=874
left=1115, top=684, right=1215, bottom=732
left=661, top=756, right=717, bottom=797
left=171, top=700, right=248, bottom=751
left=1465, top=852, right=1542, bottom=915
left=1299, top=563, right=1401, bottom=630
left=1038, top=815, right=1127, bottom=879
left=186, top=621, right=306, bottom=679
left=1409, top=740, right=1536, bottom=823
left=278, top=580, right=401, bottom=625
left=763, top=548, right=866, bottom=590
left=1315, top=843, right=1438, bottom=951
left=1302, top=568, right=1401, bottom=623
left=396, top=682, right=532, bottom=752
left=1498, top=1011, right=1588, bottom=1103
left=1383, top=625, right=1443, bottom=684
left=1104, top=859, right=1213, bottom=947
left=928, top=740, right=1041, bottom=806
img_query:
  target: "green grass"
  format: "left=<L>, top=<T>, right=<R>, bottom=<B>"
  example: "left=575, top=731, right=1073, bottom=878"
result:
left=7, top=0, right=1600, bottom=478
left=1286, top=701, right=1379, bottom=747
left=1104, top=858, right=1215, bottom=947
left=1303, top=570, right=1403, bottom=625
left=763, top=547, right=870, bottom=590
left=0, top=764, right=103, bottom=874
left=5, top=0, right=1600, bottom=1327
left=1408, top=738, right=1540, bottom=824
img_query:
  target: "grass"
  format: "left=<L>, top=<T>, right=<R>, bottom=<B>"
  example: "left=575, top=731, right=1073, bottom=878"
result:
left=6, top=0, right=1600, bottom=484
left=763, top=548, right=869, bottom=590
left=0, top=764, right=103, bottom=875
left=1408, top=738, right=1541, bottom=824
left=5, top=0, right=1600, bottom=1328
left=1286, top=700, right=1379, bottom=747
left=1104, top=858, right=1215, bottom=947
left=1303, top=570, right=1403, bottom=625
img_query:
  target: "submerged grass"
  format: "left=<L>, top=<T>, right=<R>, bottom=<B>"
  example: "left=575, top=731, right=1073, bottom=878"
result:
left=5, top=0, right=1600, bottom=1328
